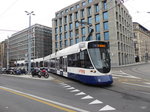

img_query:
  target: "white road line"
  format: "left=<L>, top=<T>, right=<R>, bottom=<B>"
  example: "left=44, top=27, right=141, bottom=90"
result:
left=59, top=83, right=68, bottom=86
left=63, top=85, right=71, bottom=88
left=67, top=87, right=75, bottom=90
left=81, top=95, right=93, bottom=99
left=89, top=99, right=103, bottom=105
left=70, top=89, right=80, bottom=92
left=59, top=84, right=117, bottom=112
left=75, top=92, right=86, bottom=96
left=144, top=82, right=150, bottom=85
left=0, top=86, right=89, bottom=112
left=99, top=105, right=116, bottom=111
left=123, top=82, right=150, bottom=88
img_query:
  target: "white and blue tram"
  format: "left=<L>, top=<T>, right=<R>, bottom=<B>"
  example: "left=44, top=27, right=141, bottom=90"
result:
left=17, top=40, right=113, bottom=85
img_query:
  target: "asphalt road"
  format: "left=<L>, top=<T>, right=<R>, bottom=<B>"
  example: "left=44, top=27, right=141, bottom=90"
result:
left=0, top=63, right=150, bottom=112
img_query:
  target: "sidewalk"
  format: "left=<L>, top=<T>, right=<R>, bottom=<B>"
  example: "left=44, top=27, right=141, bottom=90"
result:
left=2, top=74, right=54, bottom=80
left=111, top=61, right=149, bottom=72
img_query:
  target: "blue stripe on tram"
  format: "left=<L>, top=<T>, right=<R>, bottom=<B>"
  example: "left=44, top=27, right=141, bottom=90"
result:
left=68, top=72, right=113, bottom=85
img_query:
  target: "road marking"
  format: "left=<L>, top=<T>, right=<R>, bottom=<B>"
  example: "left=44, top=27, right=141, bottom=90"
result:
left=67, top=87, right=75, bottom=90
left=81, top=95, right=93, bottom=99
left=0, top=86, right=89, bottom=112
left=89, top=99, right=103, bottom=105
left=64, top=85, right=71, bottom=88
left=123, top=82, right=150, bottom=88
left=144, top=82, right=150, bottom=85
left=70, top=89, right=80, bottom=92
left=112, top=70, right=141, bottom=79
left=75, top=92, right=86, bottom=96
left=59, top=83, right=116, bottom=112
left=99, top=105, right=116, bottom=111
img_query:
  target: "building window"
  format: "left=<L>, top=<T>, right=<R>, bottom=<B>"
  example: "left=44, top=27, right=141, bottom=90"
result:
left=95, top=14, right=100, bottom=23
left=75, top=38, right=79, bottom=43
left=64, top=16, right=67, bottom=23
left=103, top=22, right=109, bottom=30
left=55, top=28, right=58, bottom=33
left=59, top=26, right=62, bottom=33
left=82, top=1, right=86, bottom=6
left=81, top=9, right=84, bottom=18
left=61, top=11, right=64, bottom=15
left=64, top=32, right=68, bottom=39
left=104, top=32, right=109, bottom=40
left=88, top=0, right=93, bottom=3
left=76, top=4, right=80, bottom=9
left=70, top=7, right=74, bottom=11
left=55, top=35, right=58, bottom=41
left=81, top=19, right=85, bottom=26
left=59, top=18, right=62, bottom=25
left=64, top=25, right=67, bottom=31
left=56, top=13, right=59, bottom=17
left=65, top=9, right=68, bottom=13
left=96, top=33, right=101, bottom=40
left=75, top=29, right=79, bottom=36
left=87, top=7, right=92, bottom=15
left=69, top=14, right=73, bottom=21
left=103, top=1, right=107, bottom=10
left=70, top=39, right=73, bottom=45
left=81, top=27, right=85, bottom=35
left=88, top=26, right=93, bottom=33
left=95, top=24, right=100, bottom=32
left=65, top=40, right=68, bottom=47
left=59, top=34, right=62, bottom=40
left=88, top=16, right=92, bottom=24
left=103, top=11, right=108, bottom=20
left=55, top=20, right=57, bottom=26
left=75, top=12, right=78, bottom=19
left=60, top=41, right=62, bottom=48
left=70, top=31, right=73, bottom=37
left=95, top=4, right=99, bottom=13
left=69, top=23, right=73, bottom=30
left=88, top=36, right=92, bottom=40
left=75, top=21, right=79, bottom=28
left=82, top=36, right=85, bottom=41
left=55, top=42, right=58, bottom=48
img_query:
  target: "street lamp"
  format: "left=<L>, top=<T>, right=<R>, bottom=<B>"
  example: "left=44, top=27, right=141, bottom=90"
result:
left=25, top=11, right=35, bottom=73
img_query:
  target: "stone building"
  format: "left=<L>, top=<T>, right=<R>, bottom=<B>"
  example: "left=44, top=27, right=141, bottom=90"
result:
left=52, top=0, right=135, bottom=67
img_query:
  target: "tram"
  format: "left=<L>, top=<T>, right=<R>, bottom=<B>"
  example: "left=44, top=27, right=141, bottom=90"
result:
left=17, top=40, right=113, bottom=85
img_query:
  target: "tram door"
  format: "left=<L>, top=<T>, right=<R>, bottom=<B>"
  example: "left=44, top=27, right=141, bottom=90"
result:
left=63, top=56, right=68, bottom=77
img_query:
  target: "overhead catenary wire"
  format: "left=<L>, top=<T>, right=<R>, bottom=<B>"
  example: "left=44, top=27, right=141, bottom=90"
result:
left=0, top=0, right=19, bottom=18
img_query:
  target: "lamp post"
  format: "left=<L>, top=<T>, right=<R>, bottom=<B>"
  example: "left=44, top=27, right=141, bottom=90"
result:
left=25, top=11, right=35, bottom=73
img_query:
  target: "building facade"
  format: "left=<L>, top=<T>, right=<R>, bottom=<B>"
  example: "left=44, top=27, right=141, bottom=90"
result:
left=9, top=24, right=52, bottom=66
left=52, top=0, right=135, bottom=67
left=0, top=40, right=7, bottom=68
left=133, top=22, right=150, bottom=62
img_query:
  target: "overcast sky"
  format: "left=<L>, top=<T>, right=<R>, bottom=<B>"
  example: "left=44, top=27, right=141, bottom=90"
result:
left=0, top=0, right=150, bottom=42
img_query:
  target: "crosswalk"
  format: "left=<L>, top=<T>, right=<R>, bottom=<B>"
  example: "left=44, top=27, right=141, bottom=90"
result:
left=111, top=70, right=141, bottom=79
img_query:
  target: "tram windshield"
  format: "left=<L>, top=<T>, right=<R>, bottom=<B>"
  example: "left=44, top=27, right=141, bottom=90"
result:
left=88, top=42, right=111, bottom=73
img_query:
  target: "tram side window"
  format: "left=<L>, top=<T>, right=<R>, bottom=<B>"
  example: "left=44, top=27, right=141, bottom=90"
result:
left=40, top=61, right=43, bottom=67
left=67, top=50, right=93, bottom=69
left=44, top=61, right=48, bottom=67
left=50, top=58, right=56, bottom=68
left=59, top=57, right=63, bottom=69
left=79, top=50, right=93, bottom=69
left=56, top=59, right=59, bottom=70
